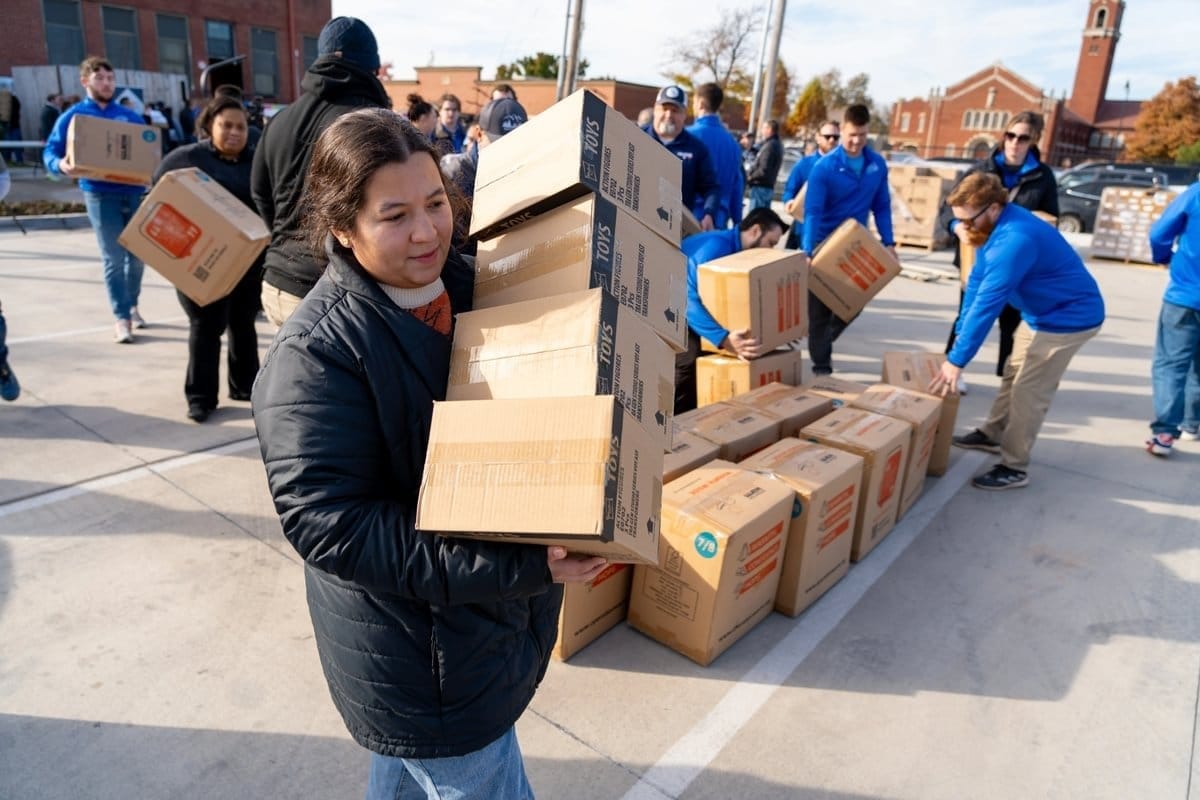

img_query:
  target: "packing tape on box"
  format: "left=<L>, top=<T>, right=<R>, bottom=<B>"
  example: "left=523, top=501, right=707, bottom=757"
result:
left=475, top=227, right=591, bottom=300
left=427, top=437, right=610, bottom=464
left=424, top=461, right=604, bottom=490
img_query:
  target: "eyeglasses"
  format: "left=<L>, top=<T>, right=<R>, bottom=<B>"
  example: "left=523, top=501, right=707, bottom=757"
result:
left=820, top=133, right=840, bottom=141
left=954, top=204, right=993, bottom=229
left=1004, top=131, right=1032, bottom=144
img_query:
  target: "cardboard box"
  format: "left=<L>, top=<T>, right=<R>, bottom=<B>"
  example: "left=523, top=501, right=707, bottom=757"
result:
left=118, top=168, right=268, bottom=306
left=1091, top=187, right=1175, bottom=264
left=881, top=352, right=960, bottom=476
left=447, top=288, right=675, bottom=445
left=663, top=429, right=720, bottom=483
left=474, top=194, right=688, bottom=352
left=673, top=402, right=781, bottom=462
left=417, top=396, right=663, bottom=565
left=809, top=219, right=901, bottom=322
left=729, top=383, right=835, bottom=438
left=785, top=183, right=807, bottom=221
left=471, top=89, right=684, bottom=244
left=67, top=114, right=161, bottom=185
left=741, top=439, right=863, bottom=616
left=697, top=248, right=808, bottom=352
left=695, top=347, right=804, bottom=406
left=850, top=384, right=942, bottom=519
left=554, top=563, right=633, bottom=661
left=627, top=461, right=794, bottom=665
left=806, top=375, right=871, bottom=409
left=800, top=408, right=909, bottom=562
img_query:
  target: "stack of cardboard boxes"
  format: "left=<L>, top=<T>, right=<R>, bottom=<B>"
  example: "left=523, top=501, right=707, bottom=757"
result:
left=1090, top=187, right=1177, bottom=264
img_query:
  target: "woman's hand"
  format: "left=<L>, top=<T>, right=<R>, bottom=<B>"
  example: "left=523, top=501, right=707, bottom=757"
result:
left=547, top=546, right=608, bottom=584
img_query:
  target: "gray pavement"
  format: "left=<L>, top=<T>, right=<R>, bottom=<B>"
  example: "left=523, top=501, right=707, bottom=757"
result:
left=1, top=222, right=1197, bottom=800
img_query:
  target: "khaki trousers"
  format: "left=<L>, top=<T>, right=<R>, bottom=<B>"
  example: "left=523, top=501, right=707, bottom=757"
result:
left=260, top=283, right=305, bottom=329
left=980, top=322, right=1101, bottom=470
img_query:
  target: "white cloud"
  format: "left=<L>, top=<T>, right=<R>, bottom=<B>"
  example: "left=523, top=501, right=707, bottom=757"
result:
left=333, top=0, right=1198, bottom=104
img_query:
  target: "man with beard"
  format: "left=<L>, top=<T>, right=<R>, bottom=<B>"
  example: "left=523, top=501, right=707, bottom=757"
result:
left=782, top=119, right=839, bottom=249
left=674, top=207, right=788, bottom=413
left=43, top=56, right=152, bottom=343
left=928, top=173, right=1104, bottom=491
left=252, top=16, right=391, bottom=327
left=643, top=85, right=720, bottom=233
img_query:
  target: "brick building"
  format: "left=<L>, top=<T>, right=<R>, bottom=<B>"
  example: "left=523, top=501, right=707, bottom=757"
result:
left=0, top=0, right=332, bottom=104
left=384, top=67, right=662, bottom=124
left=890, top=0, right=1143, bottom=166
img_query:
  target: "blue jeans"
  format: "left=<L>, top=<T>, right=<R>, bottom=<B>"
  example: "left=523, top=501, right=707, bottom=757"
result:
left=1150, top=300, right=1200, bottom=436
left=748, top=185, right=774, bottom=211
left=365, top=727, right=534, bottom=800
left=83, top=191, right=145, bottom=321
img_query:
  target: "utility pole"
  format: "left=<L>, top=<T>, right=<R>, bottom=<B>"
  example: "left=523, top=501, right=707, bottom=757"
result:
left=757, top=0, right=786, bottom=132
left=562, top=0, right=585, bottom=99
left=555, top=0, right=571, bottom=100
left=747, top=0, right=773, bottom=136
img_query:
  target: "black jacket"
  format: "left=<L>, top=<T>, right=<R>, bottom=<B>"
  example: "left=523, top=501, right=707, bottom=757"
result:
left=250, top=57, right=391, bottom=298
left=747, top=135, right=783, bottom=187
left=941, top=145, right=1059, bottom=266
left=252, top=242, right=561, bottom=758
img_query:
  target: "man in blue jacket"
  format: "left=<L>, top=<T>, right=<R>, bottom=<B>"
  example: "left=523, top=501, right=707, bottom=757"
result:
left=1145, top=182, right=1200, bottom=456
left=929, top=173, right=1105, bottom=490
left=44, top=56, right=151, bottom=344
left=782, top=119, right=839, bottom=249
left=644, top=85, right=721, bottom=233
left=687, top=82, right=745, bottom=228
left=675, top=207, right=788, bottom=412
left=802, top=104, right=895, bottom=375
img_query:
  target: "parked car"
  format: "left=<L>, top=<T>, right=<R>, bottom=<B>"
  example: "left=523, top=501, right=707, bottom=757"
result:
left=1056, top=169, right=1168, bottom=233
left=1058, top=161, right=1198, bottom=190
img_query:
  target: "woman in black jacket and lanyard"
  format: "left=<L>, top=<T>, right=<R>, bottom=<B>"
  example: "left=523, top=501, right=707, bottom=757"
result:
left=252, top=108, right=606, bottom=800
left=944, top=110, right=1059, bottom=392
left=152, top=94, right=263, bottom=422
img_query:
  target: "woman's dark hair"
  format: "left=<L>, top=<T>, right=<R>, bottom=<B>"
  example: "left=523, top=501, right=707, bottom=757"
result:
left=302, top=107, right=463, bottom=255
left=1008, top=110, right=1045, bottom=139
left=196, top=94, right=247, bottom=138
left=406, top=93, right=434, bottom=121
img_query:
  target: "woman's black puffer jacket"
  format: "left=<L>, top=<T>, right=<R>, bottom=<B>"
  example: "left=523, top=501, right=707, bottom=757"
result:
left=252, top=241, right=562, bottom=759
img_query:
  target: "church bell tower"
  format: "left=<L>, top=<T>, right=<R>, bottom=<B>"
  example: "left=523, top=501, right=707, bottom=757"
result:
left=1067, top=0, right=1124, bottom=124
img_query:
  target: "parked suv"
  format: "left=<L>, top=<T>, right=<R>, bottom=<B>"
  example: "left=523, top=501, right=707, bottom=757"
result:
left=1056, top=168, right=1168, bottom=233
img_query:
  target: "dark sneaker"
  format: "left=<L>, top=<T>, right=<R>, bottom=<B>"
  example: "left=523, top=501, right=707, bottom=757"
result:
left=953, top=428, right=1001, bottom=453
left=972, top=464, right=1029, bottom=491
left=0, top=361, right=19, bottom=402
left=229, top=389, right=252, bottom=402
left=1146, top=433, right=1175, bottom=457
left=187, top=403, right=212, bottom=423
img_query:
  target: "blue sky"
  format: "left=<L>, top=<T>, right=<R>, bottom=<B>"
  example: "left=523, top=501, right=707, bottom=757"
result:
left=333, top=0, right=1196, bottom=105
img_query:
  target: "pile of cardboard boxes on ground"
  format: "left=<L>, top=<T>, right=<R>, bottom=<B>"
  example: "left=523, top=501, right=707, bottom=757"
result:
left=412, top=89, right=959, bottom=666
left=1090, top=186, right=1178, bottom=265
left=886, top=163, right=966, bottom=250
left=61, top=113, right=270, bottom=305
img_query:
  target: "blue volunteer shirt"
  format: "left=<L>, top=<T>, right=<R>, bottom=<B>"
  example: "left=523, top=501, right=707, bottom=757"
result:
left=802, top=145, right=893, bottom=255
left=1149, top=182, right=1200, bottom=311
left=682, top=227, right=742, bottom=348
left=949, top=204, right=1106, bottom=367
left=642, top=125, right=721, bottom=222
left=687, top=114, right=746, bottom=227
left=43, top=97, right=149, bottom=195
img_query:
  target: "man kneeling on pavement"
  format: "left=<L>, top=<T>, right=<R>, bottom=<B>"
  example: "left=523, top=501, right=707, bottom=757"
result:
left=675, top=207, right=788, bottom=413
left=929, top=172, right=1105, bottom=491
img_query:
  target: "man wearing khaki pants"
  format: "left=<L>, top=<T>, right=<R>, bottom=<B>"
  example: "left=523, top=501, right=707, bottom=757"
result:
left=928, top=173, right=1105, bottom=490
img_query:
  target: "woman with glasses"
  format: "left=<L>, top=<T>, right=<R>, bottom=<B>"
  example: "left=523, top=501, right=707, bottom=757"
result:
left=943, top=111, right=1059, bottom=392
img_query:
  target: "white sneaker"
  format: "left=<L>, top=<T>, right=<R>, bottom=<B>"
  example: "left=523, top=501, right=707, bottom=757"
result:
left=114, top=319, right=134, bottom=344
left=130, top=308, right=147, bottom=329
left=1180, top=428, right=1199, bottom=441
left=956, top=376, right=968, bottom=395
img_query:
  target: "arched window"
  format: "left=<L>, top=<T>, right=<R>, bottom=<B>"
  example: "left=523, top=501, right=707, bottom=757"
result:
left=963, top=111, right=973, bottom=129
left=1095, top=7, right=1107, bottom=28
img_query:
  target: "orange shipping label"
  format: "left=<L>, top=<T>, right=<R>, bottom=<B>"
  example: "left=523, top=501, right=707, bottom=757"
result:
left=741, top=539, right=783, bottom=575
left=590, top=562, right=629, bottom=588
left=877, top=448, right=903, bottom=507
left=747, top=520, right=785, bottom=554
left=817, top=517, right=851, bottom=550
left=141, top=202, right=202, bottom=260
left=737, top=559, right=780, bottom=595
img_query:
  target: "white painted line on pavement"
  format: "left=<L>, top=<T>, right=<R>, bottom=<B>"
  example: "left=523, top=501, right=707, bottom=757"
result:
left=622, top=449, right=989, bottom=800
left=9, top=316, right=190, bottom=344
left=0, top=436, right=260, bottom=519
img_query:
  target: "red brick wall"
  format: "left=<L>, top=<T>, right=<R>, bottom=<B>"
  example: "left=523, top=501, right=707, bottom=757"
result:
left=1, top=0, right=49, bottom=74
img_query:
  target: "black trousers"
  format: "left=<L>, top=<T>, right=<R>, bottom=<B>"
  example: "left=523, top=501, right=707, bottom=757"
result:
left=807, top=292, right=853, bottom=375
left=176, top=265, right=262, bottom=409
left=673, top=329, right=703, bottom=414
left=945, top=289, right=1022, bottom=376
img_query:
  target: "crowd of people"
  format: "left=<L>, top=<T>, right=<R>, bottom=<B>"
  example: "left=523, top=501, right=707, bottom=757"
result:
left=1, top=13, right=1197, bottom=796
